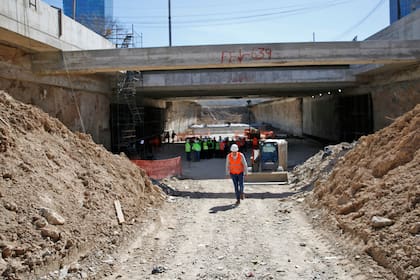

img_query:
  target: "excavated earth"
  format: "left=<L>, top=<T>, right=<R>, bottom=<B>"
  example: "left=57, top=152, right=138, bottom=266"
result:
left=307, top=104, right=420, bottom=280
left=0, top=91, right=164, bottom=279
left=0, top=90, right=419, bottom=280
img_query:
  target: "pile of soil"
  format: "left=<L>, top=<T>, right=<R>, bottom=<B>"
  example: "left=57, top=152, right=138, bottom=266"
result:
left=289, top=142, right=355, bottom=193
left=307, top=104, right=419, bottom=279
left=0, top=91, right=164, bottom=279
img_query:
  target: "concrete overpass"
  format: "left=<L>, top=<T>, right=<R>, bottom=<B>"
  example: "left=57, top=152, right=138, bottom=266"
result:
left=30, top=40, right=420, bottom=99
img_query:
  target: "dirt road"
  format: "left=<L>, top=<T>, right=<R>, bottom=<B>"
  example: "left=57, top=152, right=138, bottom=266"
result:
left=103, top=179, right=387, bottom=280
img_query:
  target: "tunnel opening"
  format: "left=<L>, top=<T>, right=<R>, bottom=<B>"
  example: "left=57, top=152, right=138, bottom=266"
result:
left=338, top=93, right=373, bottom=142
left=110, top=103, right=165, bottom=158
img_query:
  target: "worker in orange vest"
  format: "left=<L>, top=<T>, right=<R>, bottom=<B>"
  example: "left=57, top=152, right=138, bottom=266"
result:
left=225, top=144, right=248, bottom=205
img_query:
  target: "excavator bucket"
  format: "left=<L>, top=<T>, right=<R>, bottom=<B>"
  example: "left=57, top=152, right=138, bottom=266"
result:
left=245, top=171, right=288, bottom=182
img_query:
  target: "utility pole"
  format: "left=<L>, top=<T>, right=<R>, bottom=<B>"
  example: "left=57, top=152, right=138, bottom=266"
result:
left=168, top=0, right=172, bottom=47
left=72, top=0, right=76, bottom=20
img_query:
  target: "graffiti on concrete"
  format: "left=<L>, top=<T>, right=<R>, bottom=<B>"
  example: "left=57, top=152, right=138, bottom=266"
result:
left=221, top=48, right=272, bottom=64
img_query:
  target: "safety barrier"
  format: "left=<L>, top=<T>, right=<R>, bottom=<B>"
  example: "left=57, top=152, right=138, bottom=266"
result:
left=131, top=156, right=182, bottom=180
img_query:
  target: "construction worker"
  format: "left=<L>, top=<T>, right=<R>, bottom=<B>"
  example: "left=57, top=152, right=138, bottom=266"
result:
left=215, top=139, right=220, bottom=158
left=185, top=139, right=192, bottom=162
left=219, top=139, right=226, bottom=158
left=202, top=138, right=209, bottom=159
left=252, top=136, right=258, bottom=149
left=225, top=144, right=248, bottom=205
left=192, top=140, right=201, bottom=162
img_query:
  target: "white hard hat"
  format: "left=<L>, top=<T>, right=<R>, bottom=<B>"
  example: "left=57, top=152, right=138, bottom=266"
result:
left=230, top=144, right=239, bottom=152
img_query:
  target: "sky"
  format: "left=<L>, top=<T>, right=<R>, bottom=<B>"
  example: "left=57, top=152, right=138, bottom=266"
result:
left=42, top=0, right=390, bottom=48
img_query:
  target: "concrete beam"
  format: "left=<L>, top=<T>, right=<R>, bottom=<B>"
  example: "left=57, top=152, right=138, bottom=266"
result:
left=31, top=40, right=420, bottom=75
left=133, top=67, right=356, bottom=98
left=139, top=67, right=355, bottom=88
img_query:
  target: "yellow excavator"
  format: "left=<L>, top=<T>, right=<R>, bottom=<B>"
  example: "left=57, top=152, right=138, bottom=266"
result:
left=245, top=139, right=288, bottom=183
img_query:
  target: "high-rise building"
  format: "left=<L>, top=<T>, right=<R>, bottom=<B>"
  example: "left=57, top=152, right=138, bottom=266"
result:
left=63, top=0, right=113, bottom=36
left=390, top=0, right=420, bottom=23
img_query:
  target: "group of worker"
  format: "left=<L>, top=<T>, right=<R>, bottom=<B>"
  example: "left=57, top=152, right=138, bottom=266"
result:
left=184, top=136, right=249, bottom=162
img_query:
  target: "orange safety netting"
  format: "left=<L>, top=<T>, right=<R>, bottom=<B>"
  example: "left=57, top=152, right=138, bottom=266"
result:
left=131, top=157, right=182, bottom=180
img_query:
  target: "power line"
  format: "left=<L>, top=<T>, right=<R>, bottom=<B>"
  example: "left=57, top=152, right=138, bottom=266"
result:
left=333, top=0, right=386, bottom=40
left=115, top=0, right=355, bottom=28
left=115, top=0, right=352, bottom=19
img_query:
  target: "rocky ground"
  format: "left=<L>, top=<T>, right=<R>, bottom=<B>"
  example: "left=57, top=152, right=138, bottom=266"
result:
left=98, top=179, right=393, bottom=280
left=0, top=90, right=418, bottom=279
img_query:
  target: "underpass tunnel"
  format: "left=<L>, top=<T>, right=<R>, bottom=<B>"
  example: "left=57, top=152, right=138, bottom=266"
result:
left=338, top=93, right=373, bottom=142
left=109, top=89, right=377, bottom=161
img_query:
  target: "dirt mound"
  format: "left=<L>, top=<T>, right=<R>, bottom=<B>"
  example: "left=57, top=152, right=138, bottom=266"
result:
left=289, top=142, right=355, bottom=192
left=0, top=91, right=164, bottom=279
left=309, top=104, right=420, bottom=279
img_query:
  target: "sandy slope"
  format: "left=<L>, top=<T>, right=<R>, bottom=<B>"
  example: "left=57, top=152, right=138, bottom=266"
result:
left=0, top=91, right=164, bottom=279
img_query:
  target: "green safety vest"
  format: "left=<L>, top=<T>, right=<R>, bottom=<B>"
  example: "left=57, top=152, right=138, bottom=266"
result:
left=185, top=142, right=191, bottom=152
left=192, top=142, right=201, bottom=152
left=203, top=142, right=208, bottom=150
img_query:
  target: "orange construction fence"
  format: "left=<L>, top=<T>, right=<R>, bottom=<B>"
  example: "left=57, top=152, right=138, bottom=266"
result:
left=131, top=156, right=182, bottom=180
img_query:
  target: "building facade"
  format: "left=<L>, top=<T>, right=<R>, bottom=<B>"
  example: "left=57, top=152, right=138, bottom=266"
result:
left=390, top=0, right=420, bottom=23
left=63, top=0, right=113, bottom=35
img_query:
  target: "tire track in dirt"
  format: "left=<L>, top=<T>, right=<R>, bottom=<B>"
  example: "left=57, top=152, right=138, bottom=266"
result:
left=104, top=180, right=388, bottom=280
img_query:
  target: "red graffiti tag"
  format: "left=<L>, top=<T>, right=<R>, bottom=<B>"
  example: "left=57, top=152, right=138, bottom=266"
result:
left=221, top=48, right=272, bottom=64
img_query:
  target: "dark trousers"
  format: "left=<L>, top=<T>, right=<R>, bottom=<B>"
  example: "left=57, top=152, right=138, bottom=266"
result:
left=230, top=173, right=244, bottom=201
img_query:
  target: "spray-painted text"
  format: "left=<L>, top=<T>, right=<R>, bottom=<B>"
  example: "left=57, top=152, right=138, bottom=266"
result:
left=220, top=48, right=272, bottom=64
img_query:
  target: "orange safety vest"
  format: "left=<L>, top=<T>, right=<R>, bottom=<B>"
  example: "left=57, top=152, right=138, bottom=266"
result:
left=228, top=153, right=244, bottom=174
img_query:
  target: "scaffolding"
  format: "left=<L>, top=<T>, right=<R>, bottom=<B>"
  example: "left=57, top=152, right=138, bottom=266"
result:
left=111, top=71, right=144, bottom=155
left=109, top=25, right=143, bottom=49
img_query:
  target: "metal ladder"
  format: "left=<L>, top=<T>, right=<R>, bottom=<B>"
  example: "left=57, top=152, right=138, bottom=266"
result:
left=115, top=71, right=144, bottom=152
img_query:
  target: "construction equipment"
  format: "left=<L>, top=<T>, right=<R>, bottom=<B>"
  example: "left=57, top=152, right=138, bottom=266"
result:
left=244, top=127, right=275, bottom=140
left=245, top=139, right=288, bottom=183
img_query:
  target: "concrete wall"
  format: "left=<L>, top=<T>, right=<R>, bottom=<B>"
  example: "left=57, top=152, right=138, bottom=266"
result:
left=0, top=76, right=111, bottom=148
left=366, top=9, right=420, bottom=131
left=0, top=44, right=112, bottom=148
left=302, top=96, right=340, bottom=141
left=368, top=9, right=420, bottom=40
left=165, top=101, right=200, bottom=134
left=0, top=0, right=114, bottom=51
left=0, top=0, right=115, bottom=148
left=251, top=98, right=303, bottom=137
left=370, top=79, right=420, bottom=131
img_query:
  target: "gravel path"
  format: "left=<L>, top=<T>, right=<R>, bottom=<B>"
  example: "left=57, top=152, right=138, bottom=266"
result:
left=103, top=179, right=382, bottom=280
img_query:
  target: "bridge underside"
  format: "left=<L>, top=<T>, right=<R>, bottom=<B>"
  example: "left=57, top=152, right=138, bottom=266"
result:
left=128, top=61, right=419, bottom=100
left=131, top=66, right=357, bottom=99
left=29, top=40, right=420, bottom=100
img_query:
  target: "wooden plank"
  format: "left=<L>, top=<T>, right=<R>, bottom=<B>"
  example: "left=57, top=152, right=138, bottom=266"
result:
left=0, top=116, right=10, bottom=128
left=114, top=200, right=125, bottom=224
